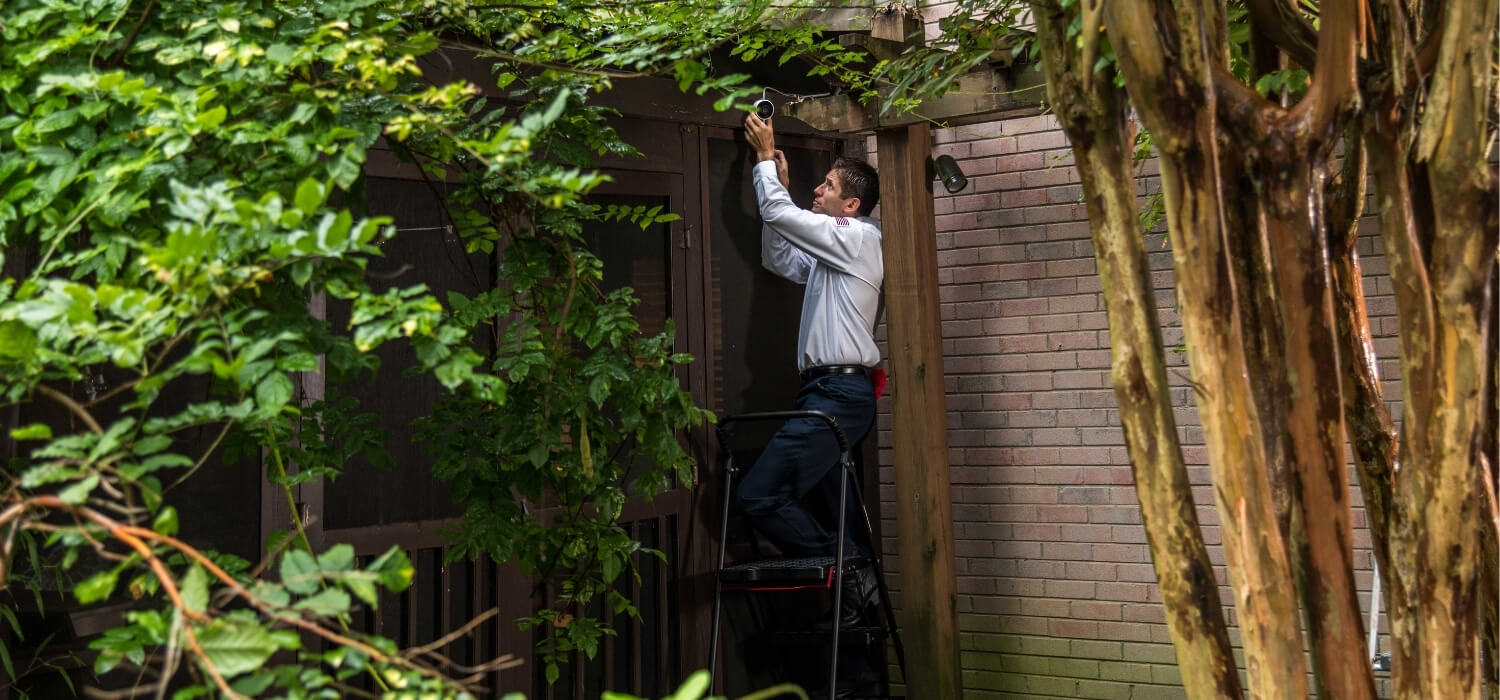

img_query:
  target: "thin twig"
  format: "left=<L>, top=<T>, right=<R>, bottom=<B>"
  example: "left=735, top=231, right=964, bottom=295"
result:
left=165, top=422, right=232, bottom=492
left=106, top=0, right=157, bottom=67
left=76, top=510, right=207, bottom=623
left=155, top=608, right=183, bottom=700
left=22, top=487, right=499, bottom=693
left=550, top=241, right=578, bottom=345
left=35, top=384, right=103, bottom=434
left=417, top=648, right=523, bottom=676
left=83, top=684, right=159, bottom=699
left=405, top=607, right=501, bottom=657
left=324, top=680, right=380, bottom=699
left=263, top=424, right=308, bottom=547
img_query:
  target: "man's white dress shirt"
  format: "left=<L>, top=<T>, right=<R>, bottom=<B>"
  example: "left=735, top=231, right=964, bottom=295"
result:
left=751, top=160, right=883, bottom=373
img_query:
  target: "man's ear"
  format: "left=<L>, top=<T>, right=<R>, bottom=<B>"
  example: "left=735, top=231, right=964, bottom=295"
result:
left=843, top=197, right=861, bottom=216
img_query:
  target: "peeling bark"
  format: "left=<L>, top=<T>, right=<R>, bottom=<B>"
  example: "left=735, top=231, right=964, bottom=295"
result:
left=1366, top=117, right=1428, bottom=698
left=1328, top=129, right=1398, bottom=610
left=1105, top=2, right=1309, bottom=696
left=1029, top=3, right=1241, bottom=698
left=1209, top=1, right=1378, bottom=695
left=1040, top=0, right=1497, bottom=695
left=1410, top=0, right=1499, bottom=696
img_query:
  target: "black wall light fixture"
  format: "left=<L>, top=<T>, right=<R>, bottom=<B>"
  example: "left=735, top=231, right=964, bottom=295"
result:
left=932, top=154, right=968, bottom=194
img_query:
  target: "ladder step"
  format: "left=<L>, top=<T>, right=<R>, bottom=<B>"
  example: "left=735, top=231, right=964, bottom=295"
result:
left=775, top=626, right=888, bottom=646
left=716, top=555, right=870, bottom=588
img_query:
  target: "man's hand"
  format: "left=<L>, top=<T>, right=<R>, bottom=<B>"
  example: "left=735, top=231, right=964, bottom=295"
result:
left=744, top=113, right=776, bottom=162
left=772, top=149, right=790, bottom=188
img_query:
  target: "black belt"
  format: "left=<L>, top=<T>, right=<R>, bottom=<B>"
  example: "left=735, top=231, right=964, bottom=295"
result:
left=800, top=364, right=869, bottom=383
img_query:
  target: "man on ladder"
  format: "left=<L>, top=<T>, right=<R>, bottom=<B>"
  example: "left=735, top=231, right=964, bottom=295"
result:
left=738, top=112, right=884, bottom=629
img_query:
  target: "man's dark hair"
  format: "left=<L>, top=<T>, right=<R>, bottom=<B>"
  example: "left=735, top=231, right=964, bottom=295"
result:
left=833, top=157, right=879, bottom=217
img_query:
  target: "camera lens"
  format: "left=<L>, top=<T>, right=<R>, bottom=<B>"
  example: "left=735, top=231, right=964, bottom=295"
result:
left=754, top=99, right=774, bottom=120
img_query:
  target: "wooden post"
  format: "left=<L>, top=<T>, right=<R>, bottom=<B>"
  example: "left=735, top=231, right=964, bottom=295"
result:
left=875, top=121, right=962, bottom=699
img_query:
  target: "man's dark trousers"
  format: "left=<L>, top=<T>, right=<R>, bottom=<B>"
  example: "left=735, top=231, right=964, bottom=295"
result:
left=735, top=373, right=875, bottom=556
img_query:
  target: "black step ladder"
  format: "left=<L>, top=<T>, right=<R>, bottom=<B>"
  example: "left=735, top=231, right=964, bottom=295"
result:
left=707, top=410, right=907, bottom=699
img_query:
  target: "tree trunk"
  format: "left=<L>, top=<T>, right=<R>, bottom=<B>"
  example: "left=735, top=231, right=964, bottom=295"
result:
left=1412, top=2, right=1499, bottom=695
left=1029, top=3, right=1241, bottom=697
left=1261, top=157, right=1378, bottom=700
left=1105, top=3, right=1309, bottom=696
left=1363, top=111, right=1429, bottom=698
left=1327, top=131, right=1398, bottom=613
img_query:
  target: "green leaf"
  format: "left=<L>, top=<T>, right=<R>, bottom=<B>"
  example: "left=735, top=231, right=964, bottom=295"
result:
left=249, top=581, right=290, bottom=607
left=181, top=565, right=209, bottom=614
left=9, top=423, right=52, bottom=441
left=255, top=372, right=294, bottom=410
left=316, top=543, right=354, bottom=572
left=294, top=178, right=323, bottom=216
left=0, top=320, right=37, bottom=362
left=230, top=671, right=276, bottom=696
left=193, top=618, right=277, bottom=678
left=195, top=105, right=227, bottom=131
left=0, top=606, right=21, bottom=636
left=669, top=670, right=711, bottom=700
left=0, top=636, right=13, bottom=683
left=279, top=549, right=320, bottom=594
left=367, top=546, right=413, bottom=592
left=4, top=90, right=26, bottom=115
left=293, top=588, right=350, bottom=617
left=153, top=506, right=179, bottom=536
left=132, top=434, right=172, bottom=455
left=345, top=576, right=378, bottom=606
left=75, top=569, right=119, bottom=604
left=33, top=108, right=79, bottom=134
left=266, top=43, right=295, bottom=64
left=602, top=552, right=621, bottom=583
left=58, top=474, right=99, bottom=505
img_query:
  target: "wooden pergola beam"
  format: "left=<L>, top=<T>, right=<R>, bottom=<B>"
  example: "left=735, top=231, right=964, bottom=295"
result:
left=783, top=63, right=1046, bottom=134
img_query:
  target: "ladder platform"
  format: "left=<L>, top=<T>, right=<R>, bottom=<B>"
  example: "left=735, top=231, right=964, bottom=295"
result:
left=716, top=555, right=870, bottom=589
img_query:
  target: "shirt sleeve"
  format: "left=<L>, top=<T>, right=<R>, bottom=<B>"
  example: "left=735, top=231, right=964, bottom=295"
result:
left=762, top=222, right=814, bottom=283
left=752, top=160, right=868, bottom=274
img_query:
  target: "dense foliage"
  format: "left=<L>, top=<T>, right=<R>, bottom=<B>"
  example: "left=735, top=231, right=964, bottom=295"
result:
left=0, top=0, right=879, bottom=696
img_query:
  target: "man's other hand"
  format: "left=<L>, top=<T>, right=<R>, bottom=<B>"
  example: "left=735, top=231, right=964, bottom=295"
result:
left=773, top=149, right=790, bottom=188
left=744, top=113, right=776, bottom=162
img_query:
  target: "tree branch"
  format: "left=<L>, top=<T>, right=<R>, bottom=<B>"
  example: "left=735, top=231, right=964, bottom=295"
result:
left=1243, top=0, right=1319, bottom=69
left=35, top=384, right=103, bottom=434
left=165, top=422, right=233, bottom=493
left=1292, top=0, right=1362, bottom=141
left=106, top=0, right=157, bottom=68
left=403, top=607, right=500, bottom=658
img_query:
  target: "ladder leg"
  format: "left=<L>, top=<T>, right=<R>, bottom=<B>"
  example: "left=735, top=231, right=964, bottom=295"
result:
left=709, top=586, right=723, bottom=694
left=875, top=560, right=907, bottom=683
left=710, top=450, right=737, bottom=695
left=845, top=457, right=907, bottom=685
left=828, top=459, right=850, bottom=700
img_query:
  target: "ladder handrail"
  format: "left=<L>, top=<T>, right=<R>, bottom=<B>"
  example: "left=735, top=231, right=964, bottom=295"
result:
left=715, top=409, right=851, bottom=454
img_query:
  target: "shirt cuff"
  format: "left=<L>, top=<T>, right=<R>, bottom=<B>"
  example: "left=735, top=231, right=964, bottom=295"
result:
left=753, top=160, right=778, bottom=178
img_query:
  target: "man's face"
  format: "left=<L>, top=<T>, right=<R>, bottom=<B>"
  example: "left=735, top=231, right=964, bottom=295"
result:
left=811, top=169, right=855, bottom=216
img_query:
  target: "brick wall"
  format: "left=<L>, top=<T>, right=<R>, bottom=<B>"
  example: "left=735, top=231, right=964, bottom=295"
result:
left=864, top=112, right=1395, bottom=698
